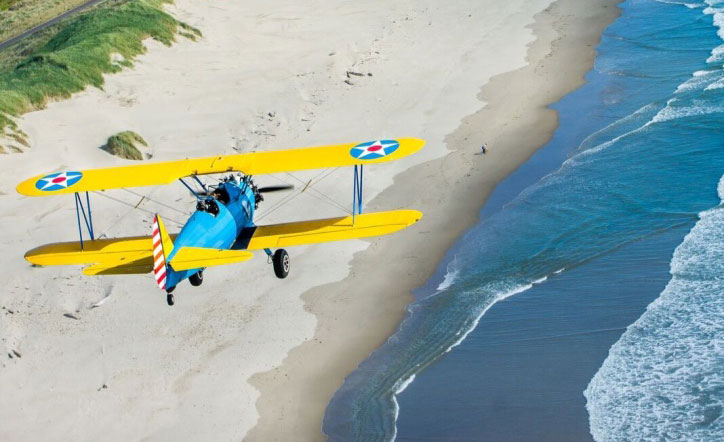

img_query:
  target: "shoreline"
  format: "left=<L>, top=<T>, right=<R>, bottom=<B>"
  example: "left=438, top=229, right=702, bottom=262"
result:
left=246, top=0, right=623, bottom=440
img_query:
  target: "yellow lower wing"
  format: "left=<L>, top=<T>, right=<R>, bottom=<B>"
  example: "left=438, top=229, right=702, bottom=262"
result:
left=169, top=247, right=253, bottom=271
left=26, top=236, right=156, bottom=266
left=237, top=210, right=423, bottom=250
left=24, top=235, right=176, bottom=275
left=23, top=210, right=422, bottom=275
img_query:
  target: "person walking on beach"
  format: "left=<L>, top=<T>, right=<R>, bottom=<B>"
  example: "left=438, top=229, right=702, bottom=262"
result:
left=481, top=143, right=488, bottom=154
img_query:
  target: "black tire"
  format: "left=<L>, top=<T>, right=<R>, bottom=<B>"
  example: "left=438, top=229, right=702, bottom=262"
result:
left=273, top=249, right=290, bottom=279
left=189, top=270, right=203, bottom=286
left=166, top=293, right=175, bottom=306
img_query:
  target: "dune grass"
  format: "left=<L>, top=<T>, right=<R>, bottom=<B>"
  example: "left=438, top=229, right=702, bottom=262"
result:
left=0, top=0, right=22, bottom=11
left=1, top=0, right=96, bottom=42
left=103, top=130, right=147, bottom=160
left=0, top=0, right=200, bottom=144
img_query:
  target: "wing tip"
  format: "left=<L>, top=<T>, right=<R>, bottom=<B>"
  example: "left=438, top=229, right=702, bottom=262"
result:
left=400, top=209, right=423, bottom=224
left=16, top=179, right=37, bottom=197
left=398, top=137, right=426, bottom=154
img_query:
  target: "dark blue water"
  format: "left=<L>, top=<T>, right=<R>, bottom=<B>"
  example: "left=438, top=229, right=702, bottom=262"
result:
left=395, top=224, right=689, bottom=442
left=323, top=1, right=724, bottom=440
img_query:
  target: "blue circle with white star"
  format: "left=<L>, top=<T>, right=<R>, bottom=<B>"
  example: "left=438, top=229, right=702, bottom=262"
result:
left=350, top=139, right=400, bottom=160
left=35, top=171, right=84, bottom=191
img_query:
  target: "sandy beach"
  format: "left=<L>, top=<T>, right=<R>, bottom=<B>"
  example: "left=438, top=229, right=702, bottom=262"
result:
left=0, top=0, right=619, bottom=441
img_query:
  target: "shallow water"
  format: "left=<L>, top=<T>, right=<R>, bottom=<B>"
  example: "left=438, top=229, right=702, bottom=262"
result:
left=323, top=0, right=724, bottom=440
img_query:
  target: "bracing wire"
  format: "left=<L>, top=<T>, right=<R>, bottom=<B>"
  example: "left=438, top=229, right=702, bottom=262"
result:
left=255, top=186, right=304, bottom=222
left=121, top=188, right=191, bottom=216
left=88, top=166, right=356, bottom=235
left=283, top=168, right=351, bottom=213
left=91, top=191, right=187, bottom=237
left=256, top=167, right=357, bottom=221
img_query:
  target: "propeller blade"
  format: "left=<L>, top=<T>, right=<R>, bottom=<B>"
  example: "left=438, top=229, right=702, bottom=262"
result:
left=257, top=184, right=294, bottom=193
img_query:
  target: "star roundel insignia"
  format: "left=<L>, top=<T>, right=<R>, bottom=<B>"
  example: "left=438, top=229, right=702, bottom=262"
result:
left=350, top=139, right=400, bottom=160
left=34, top=171, right=84, bottom=192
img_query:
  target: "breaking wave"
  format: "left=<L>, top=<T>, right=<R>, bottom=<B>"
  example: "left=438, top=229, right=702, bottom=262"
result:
left=584, top=175, right=724, bottom=441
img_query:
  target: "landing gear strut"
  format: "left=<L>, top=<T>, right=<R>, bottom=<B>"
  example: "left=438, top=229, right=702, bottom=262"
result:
left=272, top=249, right=290, bottom=279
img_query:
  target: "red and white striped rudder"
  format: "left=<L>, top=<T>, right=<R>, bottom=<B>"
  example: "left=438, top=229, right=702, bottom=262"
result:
left=152, top=215, right=168, bottom=290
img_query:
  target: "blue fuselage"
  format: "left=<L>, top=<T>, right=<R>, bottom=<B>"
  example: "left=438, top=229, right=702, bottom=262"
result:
left=164, top=180, right=256, bottom=289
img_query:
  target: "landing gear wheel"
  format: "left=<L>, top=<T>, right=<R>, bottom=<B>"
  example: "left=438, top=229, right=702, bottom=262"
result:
left=166, top=293, right=175, bottom=306
left=189, top=270, right=204, bottom=287
left=273, top=249, right=290, bottom=279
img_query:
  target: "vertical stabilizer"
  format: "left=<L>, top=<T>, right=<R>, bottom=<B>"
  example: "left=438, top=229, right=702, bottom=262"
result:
left=152, top=214, right=174, bottom=290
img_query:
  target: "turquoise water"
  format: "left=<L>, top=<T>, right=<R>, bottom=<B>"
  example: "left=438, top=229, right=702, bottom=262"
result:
left=323, top=0, right=724, bottom=440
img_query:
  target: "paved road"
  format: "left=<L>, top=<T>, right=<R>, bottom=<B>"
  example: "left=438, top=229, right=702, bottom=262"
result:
left=0, top=0, right=108, bottom=51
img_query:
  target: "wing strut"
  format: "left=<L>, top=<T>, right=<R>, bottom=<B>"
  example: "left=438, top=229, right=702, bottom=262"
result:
left=74, top=192, right=95, bottom=250
left=352, top=165, right=364, bottom=223
left=179, top=177, right=203, bottom=200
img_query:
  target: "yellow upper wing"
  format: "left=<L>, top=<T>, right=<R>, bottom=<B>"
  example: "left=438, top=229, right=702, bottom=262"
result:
left=236, top=210, right=422, bottom=250
left=17, top=138, right=424, bottom=197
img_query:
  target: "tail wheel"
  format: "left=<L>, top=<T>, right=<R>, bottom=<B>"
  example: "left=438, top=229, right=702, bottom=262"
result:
left=273, top=249, right=290, bottom=279
left=167, top=293, right=175, bottom=306
left=189, top=270, right=204, bottom=287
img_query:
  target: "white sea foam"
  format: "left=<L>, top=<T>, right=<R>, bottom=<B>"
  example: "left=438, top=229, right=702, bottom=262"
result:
left=394, top=374, right=416, bottom=395
left=564, top=123, right=648, bottom=166
left=436, top=270, right=459, bottom=291
left=676, top=69, right=721, bottom=92
left=704, top=76, right=724, bottom=89
left=707, top=44, right=724, bottom=62
left=650, top=101, right=724, bottom=123
left=445, top=281, right=538, bottom=354
left=558, top=102, right=661, bottom=171
left=655, top=0, right=706, bottom=8
left=576, top=103, right=659, bottom=153
left=436, top=257, right=460, bottom=291
left=390, top=374, right=416, bottom=442
left=585, top=175, right=724, bottom=442
left=704, top=1, right=724, bottom=63
left=704, top=1, right=724, bottom=39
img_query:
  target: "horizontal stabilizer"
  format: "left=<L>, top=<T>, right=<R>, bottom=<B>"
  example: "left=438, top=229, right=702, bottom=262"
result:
left=169, top=247, right=253, bottom=271
left=17, top=138, right=424, bottom=196
left=235, top=210, right=422, bottom=250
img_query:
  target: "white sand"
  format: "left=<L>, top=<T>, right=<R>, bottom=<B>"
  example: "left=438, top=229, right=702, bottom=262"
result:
left=0, top=0, right=618, bottom=440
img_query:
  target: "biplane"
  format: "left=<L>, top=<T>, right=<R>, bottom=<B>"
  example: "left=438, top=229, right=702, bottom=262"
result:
left=17, top=138, right=424, bottom=306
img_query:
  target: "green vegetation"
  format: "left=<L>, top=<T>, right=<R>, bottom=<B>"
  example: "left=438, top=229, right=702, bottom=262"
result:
left=1, top=0, right=92, bottom=41
left=0, top=0, right=22, bottom=12
left=0, top=0, right=201, bottom=144
left=103, top=130, right=147, bottom=160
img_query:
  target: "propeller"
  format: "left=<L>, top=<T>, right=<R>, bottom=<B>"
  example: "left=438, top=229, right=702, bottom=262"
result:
left=257, top=184, right=294, bottom=193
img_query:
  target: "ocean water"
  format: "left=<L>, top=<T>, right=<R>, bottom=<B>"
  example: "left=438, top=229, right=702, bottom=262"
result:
left=584, top=176, right=724, bottom=442
left=323, top=0, right=724, bottom=441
